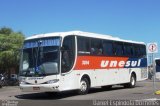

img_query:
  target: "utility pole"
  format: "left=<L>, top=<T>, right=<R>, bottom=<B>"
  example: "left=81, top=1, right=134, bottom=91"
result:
left=147, top=43, right=158, bottom=94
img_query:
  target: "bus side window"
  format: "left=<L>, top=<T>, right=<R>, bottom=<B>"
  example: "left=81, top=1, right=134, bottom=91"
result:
left=140, top=45, right=146, bottom=57
left=134, top=45, right=141, bottom=57
left=113, top=42, right=124, bottom=56
left=77, top=36, right=90, bottom=54
left=102, top=40, right=113, bottom=56
left=61, top=36, right=75, bottom=73
left=124, top=43, right=133, bottom=57
left=91, top=38, right=102, bottom=55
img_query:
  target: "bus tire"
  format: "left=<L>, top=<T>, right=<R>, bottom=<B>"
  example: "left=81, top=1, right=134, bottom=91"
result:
left=124, top=74, right=136, bottom=88
left=78, top=78, right=90, bottom=95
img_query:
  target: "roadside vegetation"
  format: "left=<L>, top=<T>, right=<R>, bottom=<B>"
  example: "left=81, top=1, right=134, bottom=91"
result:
left=0, top=27, right=25, bottom=75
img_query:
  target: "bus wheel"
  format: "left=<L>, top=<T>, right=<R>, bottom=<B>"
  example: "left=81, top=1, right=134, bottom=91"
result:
left=124, top=74, right=136, bottom=88
left=78, top=78, right=90, bottom=95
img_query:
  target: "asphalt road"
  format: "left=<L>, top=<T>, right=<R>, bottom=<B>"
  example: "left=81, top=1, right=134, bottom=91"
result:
left=0, top=80, right=160, bottom=106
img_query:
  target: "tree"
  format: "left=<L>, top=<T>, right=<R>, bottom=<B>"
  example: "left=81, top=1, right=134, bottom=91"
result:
left=0, top=27, right=25, bottom=76
left=0, top=27, right=13, bottom=35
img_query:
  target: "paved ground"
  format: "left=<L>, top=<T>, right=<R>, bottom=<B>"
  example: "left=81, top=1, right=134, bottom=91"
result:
left=0, top=80, right=160, bottom=106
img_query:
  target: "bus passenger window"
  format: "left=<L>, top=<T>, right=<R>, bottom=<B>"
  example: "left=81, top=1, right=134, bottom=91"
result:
left=124, top=44, right=133, bottom=56
left=91, top=39, right=102, bottom=55
left=77, top=37, right=90, bottom=54
left=103, top=41, right=113, bottom=56
left=134, top=45, right=141, bottom=57
left=140, top=45, right=146, bottom=57
left=113, top=42, right=124, bottom=56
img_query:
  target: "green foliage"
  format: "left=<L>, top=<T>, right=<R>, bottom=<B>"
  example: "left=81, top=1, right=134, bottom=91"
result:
left=0, top=27, right=13, bottom=35
left=0, top=27, right=25, bottom=73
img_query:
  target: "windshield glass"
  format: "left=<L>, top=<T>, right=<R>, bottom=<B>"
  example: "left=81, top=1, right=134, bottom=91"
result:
left=20, top=37, right=61, bottom=77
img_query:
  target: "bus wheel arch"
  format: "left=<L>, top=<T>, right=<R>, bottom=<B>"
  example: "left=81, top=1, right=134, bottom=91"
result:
left=124, top=72, right=137, bottom=88
left=78, top=74, right=91, bottom=95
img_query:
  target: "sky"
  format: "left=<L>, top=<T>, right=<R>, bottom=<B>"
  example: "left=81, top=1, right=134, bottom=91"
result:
left=0, top=0, right=160, bottom=54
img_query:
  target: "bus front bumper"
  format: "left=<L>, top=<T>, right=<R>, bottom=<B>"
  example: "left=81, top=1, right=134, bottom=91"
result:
left=19, top=83, right=60, bottom=92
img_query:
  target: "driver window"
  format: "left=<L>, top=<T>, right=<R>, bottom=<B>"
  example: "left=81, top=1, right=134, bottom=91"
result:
left=61, top=36, right=75, bottom=73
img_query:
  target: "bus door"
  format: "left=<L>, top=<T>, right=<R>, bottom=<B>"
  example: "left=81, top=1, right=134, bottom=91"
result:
left=60, top=36, right=76, bottom=90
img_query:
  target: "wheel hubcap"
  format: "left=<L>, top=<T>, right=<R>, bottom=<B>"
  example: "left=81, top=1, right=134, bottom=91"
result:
left=80, top=81, right=87, bottom=92
left=131, top=77, right=135, bottom=86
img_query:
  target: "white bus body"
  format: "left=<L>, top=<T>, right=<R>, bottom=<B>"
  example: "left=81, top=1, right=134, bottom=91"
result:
left=19, top=31, right=148, bottom=94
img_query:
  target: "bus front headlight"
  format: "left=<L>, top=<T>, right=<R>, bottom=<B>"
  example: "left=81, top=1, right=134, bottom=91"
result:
left=47, top=79, right=59, bottom=84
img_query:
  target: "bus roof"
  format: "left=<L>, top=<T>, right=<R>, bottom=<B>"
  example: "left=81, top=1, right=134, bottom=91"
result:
left=25, top=31, right=145, bottom=45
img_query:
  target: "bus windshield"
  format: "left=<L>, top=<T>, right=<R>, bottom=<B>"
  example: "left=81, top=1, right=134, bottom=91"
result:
left=20, top=37, right=61, bottom=77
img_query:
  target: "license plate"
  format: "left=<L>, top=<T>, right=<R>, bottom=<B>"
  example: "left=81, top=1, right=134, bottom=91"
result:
left=33, top=87, right=40, bottom=90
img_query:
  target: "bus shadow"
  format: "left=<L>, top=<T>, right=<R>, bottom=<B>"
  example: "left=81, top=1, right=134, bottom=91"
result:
left=15, top=85, right=143, bottom=100
left=15, top=91, right=78, bottom=100
left=89, top=85, right=143, bottom=94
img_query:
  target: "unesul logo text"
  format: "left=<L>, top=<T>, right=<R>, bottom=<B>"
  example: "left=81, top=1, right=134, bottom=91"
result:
left=101, top=59, right=141, bottom=68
